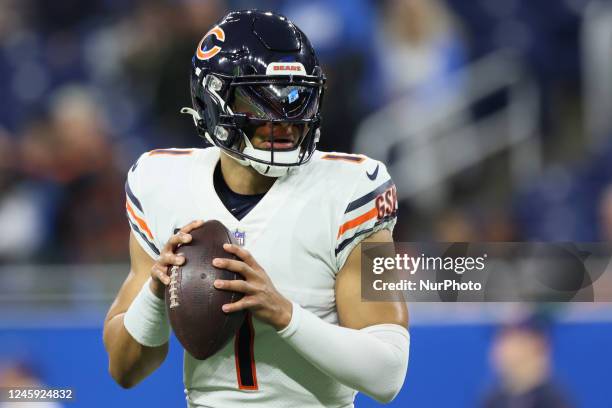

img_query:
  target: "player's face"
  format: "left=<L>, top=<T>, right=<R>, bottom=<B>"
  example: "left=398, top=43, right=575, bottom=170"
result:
left=248, top=122, right=304, bottom=150
left=230, top=84, right=318, bottom=151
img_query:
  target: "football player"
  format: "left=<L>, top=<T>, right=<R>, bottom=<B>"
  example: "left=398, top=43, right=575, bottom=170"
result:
left=103, top=10, right=409, bottom=408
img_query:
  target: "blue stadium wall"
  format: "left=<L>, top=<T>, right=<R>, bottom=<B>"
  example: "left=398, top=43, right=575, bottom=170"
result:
left=0, top=322, right=610, bottom=407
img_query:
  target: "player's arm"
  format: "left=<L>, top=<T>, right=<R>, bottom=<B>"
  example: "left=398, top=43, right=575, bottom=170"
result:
left=103, top=221, right=202, bottom=388
left=103, top=233, right=167, bottom=388
left=335, top=229, right=408, bottom=328
left=277, top=230, right=408, bottom=403
left=215, top=230, right=409, bottom=403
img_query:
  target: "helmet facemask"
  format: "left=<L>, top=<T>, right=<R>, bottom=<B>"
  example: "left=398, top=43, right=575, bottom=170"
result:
left=185, top=67, right=325, bottom=177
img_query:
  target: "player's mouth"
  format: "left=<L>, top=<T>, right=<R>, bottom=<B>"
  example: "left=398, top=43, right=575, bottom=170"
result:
left=259, top=137, right=296, bottom=150
left=252, top=123, right=302, bottom=150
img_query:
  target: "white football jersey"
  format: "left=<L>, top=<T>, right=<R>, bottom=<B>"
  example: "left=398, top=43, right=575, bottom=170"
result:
left=125, top=147, right=397, bottom=408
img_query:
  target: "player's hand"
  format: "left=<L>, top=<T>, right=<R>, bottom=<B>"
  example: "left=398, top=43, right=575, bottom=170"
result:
left=213, top=244, right=293, bottom=331
left=149, top=220, right=205, bottom=299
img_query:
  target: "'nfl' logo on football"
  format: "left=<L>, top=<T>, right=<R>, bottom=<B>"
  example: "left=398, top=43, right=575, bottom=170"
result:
left=233, top=229, right=246, bottom=246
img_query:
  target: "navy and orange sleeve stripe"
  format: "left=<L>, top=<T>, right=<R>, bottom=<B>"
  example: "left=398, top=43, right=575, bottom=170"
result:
left=343, top=179, right=394, bottom=214
left=126, top=200, right=153, bottom=240
left=335, top=177, right=397, bottom=260
left=127, top=217, right=160, bottom=256
left=337, top=208, right=378, bottom=238
left=125, top=178, right=160, bottom=256
left=125, top=180, right=143, bottom=213
left=335, top=216, right=395, bottom=256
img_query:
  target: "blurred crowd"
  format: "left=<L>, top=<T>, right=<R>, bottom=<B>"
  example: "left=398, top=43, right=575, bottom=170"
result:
left=0, top=0, right=611, bottom=263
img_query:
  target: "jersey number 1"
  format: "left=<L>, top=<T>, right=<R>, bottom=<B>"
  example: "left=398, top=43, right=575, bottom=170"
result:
left=234, top=313, right=258, bottom=390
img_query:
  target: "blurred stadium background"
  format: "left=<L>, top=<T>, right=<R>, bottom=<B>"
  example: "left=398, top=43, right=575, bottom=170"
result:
left=0, top=0, right=611, bottom=406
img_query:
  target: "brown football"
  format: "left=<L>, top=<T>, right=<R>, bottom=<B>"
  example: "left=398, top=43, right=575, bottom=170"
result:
left=165, top=220, right=245, bottom=360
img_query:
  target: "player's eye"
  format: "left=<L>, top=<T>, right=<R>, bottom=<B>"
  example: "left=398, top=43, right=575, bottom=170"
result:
left=231, top=85, right=318, bottom=121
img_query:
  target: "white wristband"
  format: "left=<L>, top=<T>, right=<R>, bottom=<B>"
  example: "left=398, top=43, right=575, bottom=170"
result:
left=124, top=278, right=171, bottom=347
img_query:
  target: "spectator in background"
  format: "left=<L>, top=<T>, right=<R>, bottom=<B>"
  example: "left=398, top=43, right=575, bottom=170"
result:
left=353, top=0, right=467, bottom=231
left=482, top=317, right=574, bottom=408
left=434, top=207, right=517, bottom=242
left=0, top=128, right=48, bottom=262
left=0, top=0, right=49, bottom=132
left=281, top=0, right=378, bottom=152
left=43, top=86, right=127, bottom=262
left=116, top=0, right=225, bottom=146
left=15, top=85, right=128, bottom=263
left=373, top=0, right=465, bottom=107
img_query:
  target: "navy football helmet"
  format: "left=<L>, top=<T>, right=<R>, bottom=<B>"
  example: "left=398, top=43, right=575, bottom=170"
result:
left=182, top=10, right=326, bottom=177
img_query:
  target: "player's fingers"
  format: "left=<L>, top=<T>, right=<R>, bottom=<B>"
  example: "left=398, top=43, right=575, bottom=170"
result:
left=222, top=297, right=255, bottom=313
left=222, top=244, right=261, bottom=269
left=162, top=220, right=204, bottom=252
left=151, top=263, right=171, bottom=285
left=180, top=219, right=205, bottom=234
left=165, top=231, right=192, bottom=252
left=212, top=258, right=256, bottom=279
left=214, top=279, right=255, bottom=294
left=159, top=250, right=186, bottom=267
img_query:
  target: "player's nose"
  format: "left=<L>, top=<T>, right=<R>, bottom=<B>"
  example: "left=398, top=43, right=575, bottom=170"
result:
left=266, top=123, right=297, bottom=139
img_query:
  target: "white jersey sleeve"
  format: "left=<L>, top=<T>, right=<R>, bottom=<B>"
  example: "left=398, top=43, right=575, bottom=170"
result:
left=124, top=148, right=198, bottom=259
left=334, top=158, right=397, bottom=270
left=125, top=152, right=162, bottom=259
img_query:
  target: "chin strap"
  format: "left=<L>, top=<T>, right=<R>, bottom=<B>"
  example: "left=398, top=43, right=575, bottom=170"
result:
left=180, top=107, right=200, bottom=124
left=180, top=107, right=216, bottom=146
left=241, top=134, right=301, bottom=177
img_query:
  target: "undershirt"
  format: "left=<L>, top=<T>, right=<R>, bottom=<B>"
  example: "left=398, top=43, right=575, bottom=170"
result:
left=213, top=163, right=265, bottom=220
